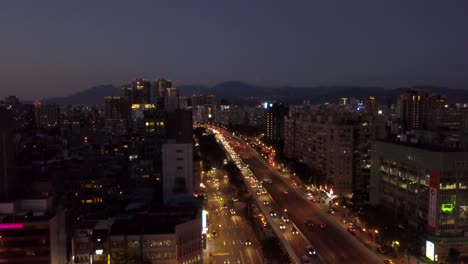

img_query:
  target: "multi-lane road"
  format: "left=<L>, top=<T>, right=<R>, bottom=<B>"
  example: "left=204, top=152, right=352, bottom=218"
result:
left=204, top=168, right=264, bottom=264
left=215, top=126, right=385, bottom=264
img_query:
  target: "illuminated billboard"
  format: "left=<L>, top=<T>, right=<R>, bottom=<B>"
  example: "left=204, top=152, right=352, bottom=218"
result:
left=426, top=240, right=435, bottom=261
left=202, top=210, right=208, bottom=234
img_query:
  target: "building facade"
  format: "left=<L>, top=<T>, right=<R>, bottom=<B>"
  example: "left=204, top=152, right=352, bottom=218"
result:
left=370, top=140, right=468, bottom=261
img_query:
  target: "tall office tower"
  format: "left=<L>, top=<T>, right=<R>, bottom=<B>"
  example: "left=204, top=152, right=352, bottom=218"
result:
left=166, top=110, right=193, bottom=143
left=178, top=96, right=189, bottom=110
left=103, top=96, right=122, bottom=119
left=35, top=104, right=61, bottom=129
left=131, top=78, right=151, bottom=104
left=162, top=109, right=194, bottom=204
left=397, top=89, right=445, bottom=130
left=0, top=108, right=16, bottom=202
left=263, top=102, right=288, bottom=141
left=154, top=78, right=173, bottom=109
left=164, top=87, right=179, bottom=112
left=119, top=87, right=132, bottom=119
left=365, top=96, right=377, bottom=114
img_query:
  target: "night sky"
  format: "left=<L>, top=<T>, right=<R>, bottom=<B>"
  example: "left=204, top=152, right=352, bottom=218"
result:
left=1, top=1, right=467, bottom=99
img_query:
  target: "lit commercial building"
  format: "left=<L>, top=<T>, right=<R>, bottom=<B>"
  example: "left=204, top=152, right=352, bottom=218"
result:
left=109, top=211, right=202, bottom=264
left=370, top=139, right=468, bottom=261
left=0, top=198, right=67, bottom=264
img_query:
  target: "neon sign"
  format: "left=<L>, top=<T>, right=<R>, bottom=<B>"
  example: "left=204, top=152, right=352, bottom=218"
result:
left=441, top=203, right=454, bottom=213
left=0, top=223, right=24, bottom=229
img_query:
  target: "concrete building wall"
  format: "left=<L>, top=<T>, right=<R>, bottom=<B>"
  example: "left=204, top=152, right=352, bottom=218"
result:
left=162, top=143, right=194, bottom=203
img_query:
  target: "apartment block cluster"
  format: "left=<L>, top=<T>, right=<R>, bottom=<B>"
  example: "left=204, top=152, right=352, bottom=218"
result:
left=280, top=89, right=468, bottom=261
left=0, top=78, right=203, bottom=264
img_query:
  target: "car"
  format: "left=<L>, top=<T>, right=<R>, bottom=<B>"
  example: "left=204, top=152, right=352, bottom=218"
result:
left=328, top=209, right=335, bottom=215
left=279, top=223, right=286, bottom=230
left=229, top=209, right=236, bottom=215
left=232, top=197, right=238, bottom=202
left=291, top=227, right=299, bottom=234
left=211, top=231, right=218, bottom=237
left=281, top=216, right=290, bottom=222
left=306, top=246, right=317, bottom=256
left=378, top=245, right=392, bottom=254
left=319, top=223, right=327, bottom=229
left=383, top=259, right=395, bottom=264
left=301, top=255, right=311, bottom=264
left=245, top=239, right=252, bottom=246
left=269, top=210, right=277, bottom=217
left=283, top=190, right=289, bottom=195
left=347, top=227, right=356, bottom=234
left=262, top=200, right=269, bottom=205
left=305, top=220, right=314, bottom=228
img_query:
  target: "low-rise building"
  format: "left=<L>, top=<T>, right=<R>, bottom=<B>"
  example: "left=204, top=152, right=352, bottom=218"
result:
left=370, top=138, right=468, bottom=261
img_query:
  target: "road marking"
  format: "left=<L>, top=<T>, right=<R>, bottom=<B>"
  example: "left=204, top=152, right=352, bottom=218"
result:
left=239, top=250, right=246, bottom=264
left=212, top=252, right=230, bottom=256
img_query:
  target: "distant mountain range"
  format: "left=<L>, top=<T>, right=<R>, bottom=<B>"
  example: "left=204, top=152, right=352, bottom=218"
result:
left=43, top=81, right=468, bottom=106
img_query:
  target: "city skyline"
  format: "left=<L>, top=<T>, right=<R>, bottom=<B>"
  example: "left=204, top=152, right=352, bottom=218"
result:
left=1, top=1, right=468, bottom=99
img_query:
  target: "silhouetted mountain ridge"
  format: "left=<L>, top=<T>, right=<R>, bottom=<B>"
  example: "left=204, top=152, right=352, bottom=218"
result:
left=43, top=82, right=468, bottom=105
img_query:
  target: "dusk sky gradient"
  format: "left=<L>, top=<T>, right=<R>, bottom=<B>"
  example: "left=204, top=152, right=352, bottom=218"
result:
left=1, top=1, right=468, bottom=99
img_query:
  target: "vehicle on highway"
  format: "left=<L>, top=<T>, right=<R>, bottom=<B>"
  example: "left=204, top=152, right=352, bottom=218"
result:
left=281, top=216, right=290, bottom=222
left=319, top=223, right=327, bottom=229
left=262, top=200, right=269, bottom=205
left=245, top=239, right=252, bottom=246
left=305, top=220, right=314, bottom=228
left=211, top=230, right=218, bottom=237
left=229, top=208, right=236, bottom=215
left=306, top=246, right=317, bottom=256
left=283, top=190, right=289, bottom=195
left=279, top=223, right=286, bottom=230
left=347, top=227, right=356, bottom=234
left=264, top=178, right=272, bottom=183
left=383, top=259, right=395, bottom=264
left=291, top=227, right=299, bottom=234
left=301, top=255, right=311, bottom=264
left=269, top=210, right=277, bottom=217
left=378, top=245, right=392, bottom=254
left=232, top=197, right=238, bottom=202
left=328, top=209, right=335, bottom=214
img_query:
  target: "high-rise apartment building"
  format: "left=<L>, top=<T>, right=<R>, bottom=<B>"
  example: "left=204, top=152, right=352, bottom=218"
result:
left=103, top=96, right=122, bottom=119
left=35, top=104, right=61, bottom=129
left=285, top=110, right=385, bottom=195
left=263, top=102, right=288, bottom=141
left=397, top=89, right=445, bottom=130
left=154, top=79, right=173, bottom=109
left=131, top=78, right=151, bottom=104
left=0, top=108, right=16, bottom=202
